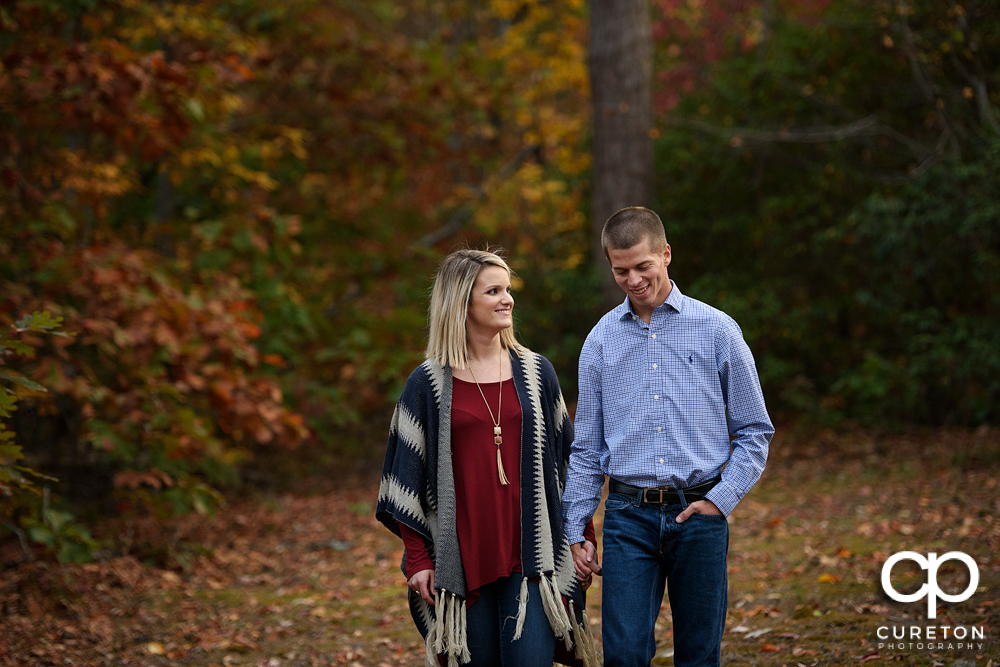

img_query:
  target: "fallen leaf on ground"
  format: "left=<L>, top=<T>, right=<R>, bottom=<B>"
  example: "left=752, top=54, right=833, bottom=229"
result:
left=745, top=627, right=773, bottom=639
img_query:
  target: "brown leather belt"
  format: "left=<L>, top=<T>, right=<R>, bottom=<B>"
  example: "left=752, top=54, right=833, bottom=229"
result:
left=608, top=476, right=720, bottom=505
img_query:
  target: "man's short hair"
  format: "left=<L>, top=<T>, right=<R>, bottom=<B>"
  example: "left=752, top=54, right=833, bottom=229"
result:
left=601, top=207, right=668, bottom=259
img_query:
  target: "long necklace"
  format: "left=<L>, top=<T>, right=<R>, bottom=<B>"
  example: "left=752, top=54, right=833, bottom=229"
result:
left=468, top=352, right=509, bottom=486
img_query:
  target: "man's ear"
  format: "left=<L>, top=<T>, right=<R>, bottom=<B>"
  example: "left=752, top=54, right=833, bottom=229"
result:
left=663, top=244, right=672, bottom=268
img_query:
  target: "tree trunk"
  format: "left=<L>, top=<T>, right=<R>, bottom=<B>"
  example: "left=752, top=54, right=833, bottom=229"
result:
left=588, top=0, right=654, bottom=305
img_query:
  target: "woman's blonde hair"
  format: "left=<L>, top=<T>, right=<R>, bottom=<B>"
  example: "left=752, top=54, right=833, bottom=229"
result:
left=426, top=248, right=522, bottom=368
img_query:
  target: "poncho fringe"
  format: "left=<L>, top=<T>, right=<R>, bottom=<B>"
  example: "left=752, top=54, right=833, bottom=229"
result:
left=424, top=577, right=600, bottom=667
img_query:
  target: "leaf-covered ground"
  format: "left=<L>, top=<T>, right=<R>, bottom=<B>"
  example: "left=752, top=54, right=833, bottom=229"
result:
left=1, top=427, right=998, bottom=667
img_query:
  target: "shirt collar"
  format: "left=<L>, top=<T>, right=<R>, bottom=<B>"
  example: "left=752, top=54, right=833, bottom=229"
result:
left=615, top=280, right=684, bottom=322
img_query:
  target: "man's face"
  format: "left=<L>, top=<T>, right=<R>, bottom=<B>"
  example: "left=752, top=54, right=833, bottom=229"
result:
left=607, top=238, right=672, bottom=312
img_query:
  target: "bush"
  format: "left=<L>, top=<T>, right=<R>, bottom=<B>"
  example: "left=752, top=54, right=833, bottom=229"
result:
left=1, top=244, right=307, bottom=524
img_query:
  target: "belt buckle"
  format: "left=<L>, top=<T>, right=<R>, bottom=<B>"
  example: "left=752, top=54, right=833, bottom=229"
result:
left=643, top=487, right=672, bottom=504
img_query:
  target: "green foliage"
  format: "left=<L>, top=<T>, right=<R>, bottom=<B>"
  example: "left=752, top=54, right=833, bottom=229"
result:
left=514, top=262, right=607, bottom=401
left=837, top=143, right=1000, bottom=423
left=162, top=478, right=225, bottom=518
left=0, top=311, right=94, bottom=562
left=651, top=0, right=1000, bottom=426
left=24, top=507, right=101, bottom=564
left=0, top=312, right=66, bottom=500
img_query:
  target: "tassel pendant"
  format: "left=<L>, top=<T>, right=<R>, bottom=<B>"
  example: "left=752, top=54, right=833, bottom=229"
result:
left=494, top=426, right=508, bottom=485
left=496, top=447, right=510, bottom=485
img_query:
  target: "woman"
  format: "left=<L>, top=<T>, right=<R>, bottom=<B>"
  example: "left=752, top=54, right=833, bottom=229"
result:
left=376, top=249, right=601, bottom=667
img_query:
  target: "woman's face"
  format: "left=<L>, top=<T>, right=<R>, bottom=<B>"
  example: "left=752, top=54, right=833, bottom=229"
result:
left=466, top=265, right=514, bottom=336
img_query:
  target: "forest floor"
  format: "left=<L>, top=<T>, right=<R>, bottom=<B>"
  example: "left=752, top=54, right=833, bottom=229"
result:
left=1, top=426, right=999, bottom=667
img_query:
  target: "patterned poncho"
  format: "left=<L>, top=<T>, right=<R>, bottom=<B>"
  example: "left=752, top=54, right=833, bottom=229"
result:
left=376, top=348, right=600, bottom=667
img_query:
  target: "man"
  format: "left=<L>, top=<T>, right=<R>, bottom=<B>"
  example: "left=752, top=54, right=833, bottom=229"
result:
left=563, top=206, right=774, bottom=667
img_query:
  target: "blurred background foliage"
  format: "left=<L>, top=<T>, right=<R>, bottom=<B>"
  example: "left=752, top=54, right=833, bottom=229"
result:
left=1, top=0, right=998, bottom=560
left=651, top=0, right=1000, bottom=425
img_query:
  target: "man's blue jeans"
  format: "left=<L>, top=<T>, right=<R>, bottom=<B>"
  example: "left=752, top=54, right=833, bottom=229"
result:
left=463, top=572, right=556, bottom=667
left=601, top=492, right=729, bottom=667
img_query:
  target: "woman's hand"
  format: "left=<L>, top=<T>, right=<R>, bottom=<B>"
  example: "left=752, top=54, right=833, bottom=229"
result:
left=571, top=540, right=601, bottom=578
left=407, top=569, right=436, bottom=605
left=571, top=540, right=599, bottom=591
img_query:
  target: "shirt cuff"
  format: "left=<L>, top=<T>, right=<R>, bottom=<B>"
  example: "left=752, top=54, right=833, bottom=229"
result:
left=705, top=483, right=740, bottom=518
left=565, top=525, right=587, bottom=545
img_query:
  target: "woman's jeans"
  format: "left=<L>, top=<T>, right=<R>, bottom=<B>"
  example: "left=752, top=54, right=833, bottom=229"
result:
left=463, top=571, right=555, bottom=667
left=601, top=492, right=730, bottom=667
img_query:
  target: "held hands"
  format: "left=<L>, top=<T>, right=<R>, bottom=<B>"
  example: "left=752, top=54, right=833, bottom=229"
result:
left=675, top=499, right=722, bottom=523
left=571, top=540, right=601, bottom=591
left=408, top=569, right=435, bottom=605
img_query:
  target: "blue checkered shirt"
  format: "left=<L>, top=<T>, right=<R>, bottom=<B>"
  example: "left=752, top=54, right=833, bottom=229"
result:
left=563, top=281, right=774, bottom=544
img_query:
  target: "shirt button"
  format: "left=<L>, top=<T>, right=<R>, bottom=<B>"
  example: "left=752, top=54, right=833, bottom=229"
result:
left=656, top=427, right=662, bottom=432
left=651, top=334, right=656, bottom=339
left=653, top=395, right=659, bottom=400
left=659, top=458, right=664, bottom=464
left=652, top=363, right=657, bottom=369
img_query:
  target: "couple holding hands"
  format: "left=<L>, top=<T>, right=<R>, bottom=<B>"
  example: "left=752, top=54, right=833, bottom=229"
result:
left=376, top=207, right=774, bottom=667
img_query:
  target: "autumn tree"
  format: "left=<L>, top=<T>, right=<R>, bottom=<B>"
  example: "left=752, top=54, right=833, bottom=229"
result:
left=0, top=0, right=599, bottom=556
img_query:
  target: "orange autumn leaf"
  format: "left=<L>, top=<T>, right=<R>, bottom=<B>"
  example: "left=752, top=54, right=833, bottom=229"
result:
left=262, top=353, right=285, bottom=367
left=114, top=469, right=174, bottom=490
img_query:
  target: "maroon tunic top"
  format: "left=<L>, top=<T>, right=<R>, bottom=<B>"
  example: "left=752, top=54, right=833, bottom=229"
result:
left=401, top=376, right=595, bottom=603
